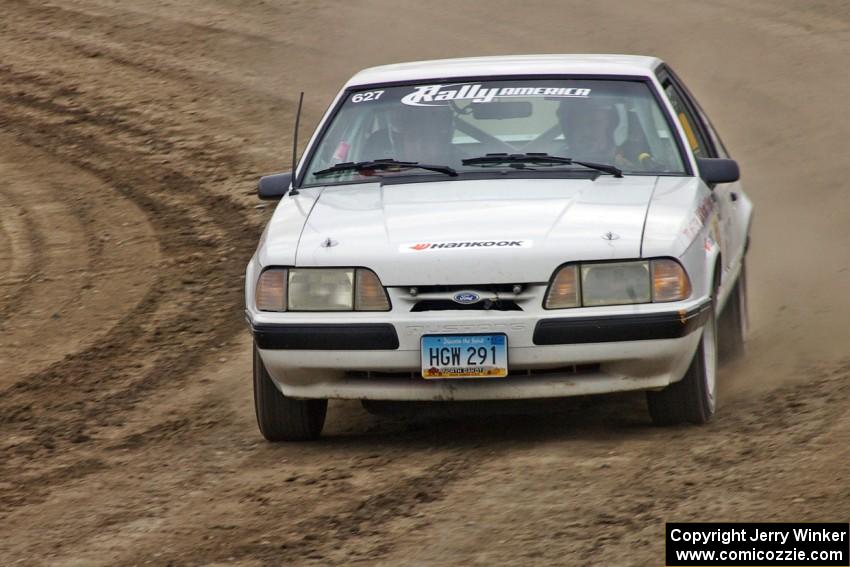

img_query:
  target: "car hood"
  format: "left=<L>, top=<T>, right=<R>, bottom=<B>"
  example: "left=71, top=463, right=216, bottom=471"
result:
left=264, top=177, right=660, bottom=285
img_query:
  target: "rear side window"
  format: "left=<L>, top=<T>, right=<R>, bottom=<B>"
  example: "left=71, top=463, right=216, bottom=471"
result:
left=664, top=82, right=710, bottom=159
left=695, top=105, right=730, bottom=159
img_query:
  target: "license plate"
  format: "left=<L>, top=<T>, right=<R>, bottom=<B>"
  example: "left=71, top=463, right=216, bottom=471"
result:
left=420, top=334, right=508, bottom=379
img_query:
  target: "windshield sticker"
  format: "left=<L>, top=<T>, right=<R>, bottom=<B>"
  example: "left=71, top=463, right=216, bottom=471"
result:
left=332, top=140, right=350, bottom=161
left=401, top=84, right=591, bottom=107
left=350, top=90, right=385, bottom=103
left=400, top=240, right=532, bottom=252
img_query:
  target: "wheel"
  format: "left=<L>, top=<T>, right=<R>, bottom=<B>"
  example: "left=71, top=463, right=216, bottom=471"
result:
left=253, top=343, right=327, bottom=441
left=646, top=300, right=718, bottom=425
left=718, top=260, right=748, bottom=363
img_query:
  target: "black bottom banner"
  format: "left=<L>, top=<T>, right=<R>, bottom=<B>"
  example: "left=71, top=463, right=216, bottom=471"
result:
left=666, top=523, right=849, bottom=566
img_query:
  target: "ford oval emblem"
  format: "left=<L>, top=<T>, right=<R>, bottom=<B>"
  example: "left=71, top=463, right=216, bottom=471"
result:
left=453, top=291, right=481, bottom=305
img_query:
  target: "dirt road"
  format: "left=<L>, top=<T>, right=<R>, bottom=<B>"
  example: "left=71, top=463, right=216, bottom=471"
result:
left=1, top=1, right=848, bottom=564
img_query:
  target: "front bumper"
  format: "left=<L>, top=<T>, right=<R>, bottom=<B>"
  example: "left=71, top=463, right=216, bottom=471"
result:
left=248, top=298, right=711, bottom=401
left=253, top=323, right=399, bottom=350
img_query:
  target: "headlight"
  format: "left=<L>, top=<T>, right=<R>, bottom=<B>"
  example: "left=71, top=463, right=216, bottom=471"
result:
left=288, top=268, right=354, bottom=310
left=255, top=268, right=390, bottom=312
left=581, top=261, right=651, bottom=306
left=544, top=259, right=690, bottom=308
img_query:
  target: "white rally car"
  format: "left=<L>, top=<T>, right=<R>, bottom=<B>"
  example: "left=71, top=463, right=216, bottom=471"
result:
left=245, top=55, right=753, bottom=440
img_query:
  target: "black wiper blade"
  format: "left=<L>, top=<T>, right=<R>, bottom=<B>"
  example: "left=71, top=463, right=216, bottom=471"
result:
left=313, top=158, right=457, bottom=178
left=462, top=153, right=622, bottom=178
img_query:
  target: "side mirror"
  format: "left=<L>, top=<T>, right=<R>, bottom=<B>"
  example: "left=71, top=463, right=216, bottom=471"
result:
left=696, top=157, right=739, bottom=185
left=257, top=172, right=292, bottom=200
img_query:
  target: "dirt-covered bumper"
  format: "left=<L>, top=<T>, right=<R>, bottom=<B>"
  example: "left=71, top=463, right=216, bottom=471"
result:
left=248, top=298, right=711, bottom=401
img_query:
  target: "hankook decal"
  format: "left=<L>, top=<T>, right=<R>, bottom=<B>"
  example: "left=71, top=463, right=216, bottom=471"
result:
left=400, top=240, right=532, bottom=252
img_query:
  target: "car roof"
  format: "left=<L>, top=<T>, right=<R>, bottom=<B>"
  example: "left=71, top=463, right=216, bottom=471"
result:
left=345, top=54, right=663, bottom=87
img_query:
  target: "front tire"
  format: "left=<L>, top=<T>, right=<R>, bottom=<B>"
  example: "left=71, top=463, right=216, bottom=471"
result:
left=646, top=303, right=718, bottom=425
left=253, top=344, right=327, bottom=441
left=718, top=260, right=748, bottom=363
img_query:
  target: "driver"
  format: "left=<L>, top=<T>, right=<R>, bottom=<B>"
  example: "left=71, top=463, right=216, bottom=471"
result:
left=364, top=104, right=455, bottom=165
left=556, top=98, right=636, bottom=169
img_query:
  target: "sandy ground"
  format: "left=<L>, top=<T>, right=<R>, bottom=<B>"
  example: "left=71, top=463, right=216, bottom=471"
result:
left=0, top=0, right=848, bottom=565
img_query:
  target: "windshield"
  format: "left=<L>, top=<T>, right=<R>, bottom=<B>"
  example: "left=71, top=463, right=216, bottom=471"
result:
left=302, top=78, right=686, bottom=185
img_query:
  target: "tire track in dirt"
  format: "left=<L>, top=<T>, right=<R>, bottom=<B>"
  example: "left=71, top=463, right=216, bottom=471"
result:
left=2, top=0, right=300, bottom=94
left=225, top=453, right=477, bottom=565
left=0, top=1, right=500, bottom=563
left=0, top=134, right=159, bottom=387
left=79, top=433, right=483, bottom=565
left=0, top=0, right=315, bottom=149
left=0, top=5, right=334, bottom=555
left=0, top=62, right=261, bottom=512
left=375, top=362, right=850, bottom=565
left=0, top=185, right=43, bottom=322
left=1, top=361, right=495, bottom=565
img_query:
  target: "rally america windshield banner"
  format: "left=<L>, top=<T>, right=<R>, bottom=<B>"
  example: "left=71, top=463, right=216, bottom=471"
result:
left=400, top=83, right=592, bottom=106
left=347, top=80, right=600, bottom=107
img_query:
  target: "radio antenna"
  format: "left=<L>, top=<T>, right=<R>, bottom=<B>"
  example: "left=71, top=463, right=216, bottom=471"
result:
left=289, top=91, right=304, bottom=196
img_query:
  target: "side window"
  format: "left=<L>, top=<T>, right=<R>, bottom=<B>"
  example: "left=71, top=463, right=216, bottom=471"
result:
left=663, top=81, right=711, bottom=159
left=695, top=106, right=730, bottom=159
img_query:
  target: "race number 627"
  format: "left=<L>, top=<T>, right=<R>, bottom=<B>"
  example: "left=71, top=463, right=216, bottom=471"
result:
left=351, top=90, right=384, bottom=103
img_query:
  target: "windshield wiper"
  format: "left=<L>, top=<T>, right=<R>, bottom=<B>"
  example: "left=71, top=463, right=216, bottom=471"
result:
left=313, top=158, right=458, bottom=178
left=462, top=153, right=622, bottom=178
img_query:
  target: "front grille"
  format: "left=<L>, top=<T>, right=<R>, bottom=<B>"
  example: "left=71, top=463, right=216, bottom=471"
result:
left=509, top=364, right=601, bottom=376
left=411, top=299, right=522, bottom=312
left=410, top=283, right=522, bottom=294
left=346, top=364, right=601, bottom=380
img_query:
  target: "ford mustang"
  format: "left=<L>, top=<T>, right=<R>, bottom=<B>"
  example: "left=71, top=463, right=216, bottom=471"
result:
left=245, top=55, right=753, bottom=440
